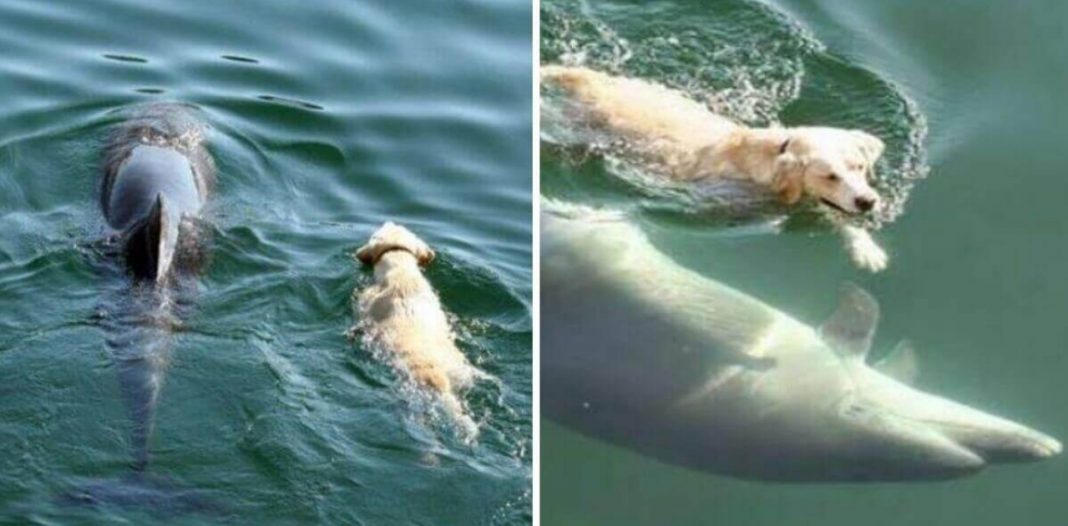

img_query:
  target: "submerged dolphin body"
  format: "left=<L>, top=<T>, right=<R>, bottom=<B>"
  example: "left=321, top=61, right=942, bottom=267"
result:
left=64, top=104, right=218, bottom=512
left=542, top=206, right=1060, bottom=482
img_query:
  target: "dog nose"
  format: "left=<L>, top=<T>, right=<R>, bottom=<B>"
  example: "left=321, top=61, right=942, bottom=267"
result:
left=855, top=196, right=876, bottom=212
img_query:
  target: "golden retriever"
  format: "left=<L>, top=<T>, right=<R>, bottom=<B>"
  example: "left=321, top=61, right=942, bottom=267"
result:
left=542, top=65, right=889, bottom=271
left=355, top=222, right=482, bottom=436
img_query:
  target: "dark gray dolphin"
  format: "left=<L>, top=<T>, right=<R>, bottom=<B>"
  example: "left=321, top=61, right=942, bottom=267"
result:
left=100, top=103, right=214, bottom=283
left=542, top=202, right=1060, bottom=482
left=63, top=104, right=219, bottom=513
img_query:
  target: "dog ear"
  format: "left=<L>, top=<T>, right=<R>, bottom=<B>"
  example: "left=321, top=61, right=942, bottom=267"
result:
left=774, top=171, right=803, bottom=205
left=357, top=222, right=435, bottom=267
left=853, top=131, right=885, bottom=164
left=355, top=243, right=377, bottom=266
left=773, top=154, right=804, bottom=205
left=416, top=247, right=436, bottom=267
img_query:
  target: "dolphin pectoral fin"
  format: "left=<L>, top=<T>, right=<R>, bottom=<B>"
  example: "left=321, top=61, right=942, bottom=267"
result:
left=123, top=194, right=178, bottom=282
left=818, top=283, right=879, bottom=359
left=875, top=340, right=918, bottom=384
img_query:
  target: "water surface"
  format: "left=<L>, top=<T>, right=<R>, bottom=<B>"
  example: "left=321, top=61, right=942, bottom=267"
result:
left=0, top=0, right=532, bottom=523
left=541, top=0, right=1067, bottom=524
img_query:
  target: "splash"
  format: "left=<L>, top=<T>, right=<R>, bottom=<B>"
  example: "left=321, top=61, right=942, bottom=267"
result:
left=540, top=0, right=928, bottom=231
left=349, top=282, right=489, bottom=446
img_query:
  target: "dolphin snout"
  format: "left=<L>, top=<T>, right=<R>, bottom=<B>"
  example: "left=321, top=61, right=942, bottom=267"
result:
left=918, top=437, right=986, bottom=476
left=859, top=374, right=1061, bottom=478
left=1033, top=434, right=1062, bottom=457
left=886, top=421, right=987, bottom=480
left=954, top=427, right=1062, bottom=463
left=911, top=402, right=1062, bottom=463
left=1021, top=433, right=1062, bottom=459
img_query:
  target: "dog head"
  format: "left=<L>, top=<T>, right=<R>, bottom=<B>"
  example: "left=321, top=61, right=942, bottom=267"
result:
left=356, top=222, right=436, bottom=267
left=772, top=127, right=884, bottom=214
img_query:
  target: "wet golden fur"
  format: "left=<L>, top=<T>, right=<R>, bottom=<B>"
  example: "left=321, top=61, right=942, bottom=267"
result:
left=542, top=65, right=890, bottom=271
left=356, top=222, right=481, bottom=429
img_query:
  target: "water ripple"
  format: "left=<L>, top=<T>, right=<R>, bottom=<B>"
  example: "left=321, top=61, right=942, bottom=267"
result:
left=0, top=0, right=530, bottom=521
left=256, top=95, right=325, bottom=111
left=541, top=0, right=928, bottom=231
left=220, top=54, right=260, bottom=64
left=102, top=53, right=149, bottom=64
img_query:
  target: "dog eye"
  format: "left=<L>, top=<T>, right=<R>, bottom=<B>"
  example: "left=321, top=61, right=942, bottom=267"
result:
left=826, top=173, right=840, bottom=182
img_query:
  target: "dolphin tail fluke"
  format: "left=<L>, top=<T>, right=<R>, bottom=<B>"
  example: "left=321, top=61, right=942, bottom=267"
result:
left=58, top=473, right=227, bottom=516
left=123, top=193, right=179, bottom=282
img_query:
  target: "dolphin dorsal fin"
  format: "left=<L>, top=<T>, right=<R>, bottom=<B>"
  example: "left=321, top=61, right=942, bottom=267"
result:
left=818, top=283, right=879, bottom=359
left=123, top=193, right=177, bottom=282
left=152, top=194, right=176, bottom=282
left=875, top=340, right=919, bottom=384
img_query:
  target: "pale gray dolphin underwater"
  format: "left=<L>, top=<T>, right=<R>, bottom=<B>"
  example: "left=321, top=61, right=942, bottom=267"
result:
left=542, top=204, right=1060, bottom=482
left=62, top=104, right=219, bottom=513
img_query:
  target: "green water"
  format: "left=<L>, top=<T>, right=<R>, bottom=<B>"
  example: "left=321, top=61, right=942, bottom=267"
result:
left=541, top=0, right=1067, bottom=524
left=0, top=0, right=531, bottom=524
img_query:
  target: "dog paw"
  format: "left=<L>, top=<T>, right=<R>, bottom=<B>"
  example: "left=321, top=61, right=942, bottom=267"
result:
left=849, top=236, right=888, bottom=272
left=838, top=225, right=888, bottom=272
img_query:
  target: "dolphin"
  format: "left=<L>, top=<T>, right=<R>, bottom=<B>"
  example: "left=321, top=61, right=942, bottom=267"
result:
left=99, top=103, right=214, bottom=284
left=62, top=103, right=219, bottom=512
left=541, top=204, right=1060, bottom=482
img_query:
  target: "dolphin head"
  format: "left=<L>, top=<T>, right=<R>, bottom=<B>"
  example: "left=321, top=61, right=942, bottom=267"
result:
left=771, top=284, right=1062, bottom=481
left=685, top=348, right=1062, bottom=483
left=674, top=284, right=1062, bottom=482
left=837, top=368, right=1062, bottom=479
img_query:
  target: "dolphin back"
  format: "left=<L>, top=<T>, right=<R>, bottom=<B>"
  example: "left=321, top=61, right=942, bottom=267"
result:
left=541, top=206, right=791, bottom=443
left=101, top=103, right=214, bottom=218
left=101, top=104, right=214, bottom=282
left=541, top=206, right=784, bottom=360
